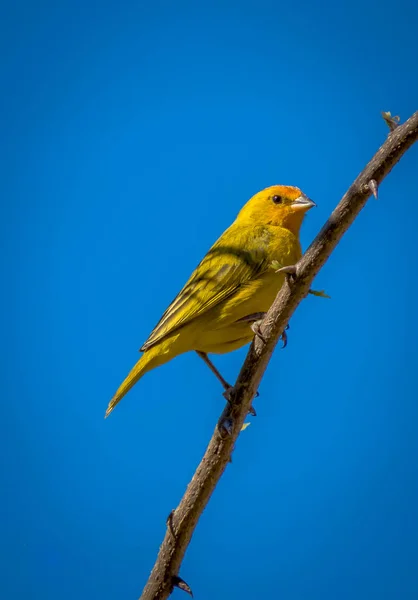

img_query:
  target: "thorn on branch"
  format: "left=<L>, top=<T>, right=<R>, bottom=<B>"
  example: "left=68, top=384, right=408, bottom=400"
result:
left=382, top=111, right=400, bottom=131
left=368, top=179, right=379, bottom=199
left=308, top=289, right=331, bottom=299
left=172, top=575, right=193, bottom=597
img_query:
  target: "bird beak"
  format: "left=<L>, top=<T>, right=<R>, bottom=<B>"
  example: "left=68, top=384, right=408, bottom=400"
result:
left=291, top=194, right=316, bottom=211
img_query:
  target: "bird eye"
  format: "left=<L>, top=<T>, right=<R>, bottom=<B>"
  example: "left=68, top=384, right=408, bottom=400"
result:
left=272, top=195, right=283, bottom=204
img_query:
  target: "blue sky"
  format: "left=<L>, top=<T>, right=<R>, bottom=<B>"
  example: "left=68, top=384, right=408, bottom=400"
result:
left=1, top=1, right=418, bottom=598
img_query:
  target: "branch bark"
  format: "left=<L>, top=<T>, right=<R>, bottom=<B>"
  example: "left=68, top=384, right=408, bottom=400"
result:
left=139, top=110, right=418, bottom=600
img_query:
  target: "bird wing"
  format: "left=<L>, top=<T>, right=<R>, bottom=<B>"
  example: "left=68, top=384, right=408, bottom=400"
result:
left=140, top=225, right=273, bottom=351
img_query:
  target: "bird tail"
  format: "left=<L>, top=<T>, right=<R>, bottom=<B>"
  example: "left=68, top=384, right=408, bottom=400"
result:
left=105, top=345, right=166, bottom=418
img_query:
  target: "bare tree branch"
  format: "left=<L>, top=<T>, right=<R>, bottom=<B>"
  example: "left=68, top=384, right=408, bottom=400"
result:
left=139, top=110, right=418, bottom=600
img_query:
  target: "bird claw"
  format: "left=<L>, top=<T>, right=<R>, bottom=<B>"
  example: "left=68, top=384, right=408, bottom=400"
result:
left=237, top=312, right=268, bottom=344
left=276, top=264, right=297, bottom=283
left=281, top=323, right=290, bottom=348
left=251, top=320, right=267, bottom=344
left=369, top=179, right=379, bottom=199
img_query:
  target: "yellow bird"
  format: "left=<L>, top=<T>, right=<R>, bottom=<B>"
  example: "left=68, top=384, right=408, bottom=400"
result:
left=106, top=185, right=315, bottom=417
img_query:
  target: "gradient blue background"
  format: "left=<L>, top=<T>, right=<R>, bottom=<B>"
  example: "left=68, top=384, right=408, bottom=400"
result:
left=2, top=1, right=418, bottom=598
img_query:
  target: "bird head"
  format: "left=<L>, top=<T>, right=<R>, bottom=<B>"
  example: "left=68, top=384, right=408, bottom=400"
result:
left=236, top=185, right=316, bottom=235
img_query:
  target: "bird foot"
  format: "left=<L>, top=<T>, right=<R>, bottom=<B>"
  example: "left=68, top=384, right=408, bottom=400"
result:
left=236, top=312, right=267, bottom=344
left=218, top=417, right=234, bottom=436
left=222, top=385, right=234, bottom=402
left=251, top=319, right=267, bottom=344
left=223, top=385, right=257, bottom=416
left=275, top=264, right=297, bottom=284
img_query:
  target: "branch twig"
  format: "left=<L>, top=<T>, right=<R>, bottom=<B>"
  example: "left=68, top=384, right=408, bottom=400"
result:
left=139, top=110, right=418, bottom=600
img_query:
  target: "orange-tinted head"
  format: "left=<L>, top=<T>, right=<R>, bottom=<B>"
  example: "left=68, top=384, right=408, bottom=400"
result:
left=236, top=185, right=315, bottom=235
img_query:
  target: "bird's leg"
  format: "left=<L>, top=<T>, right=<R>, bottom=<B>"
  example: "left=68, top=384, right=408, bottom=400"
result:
left=196, top=351, right=256, bottom=417
left=196, top=350, right=232, bottom=391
